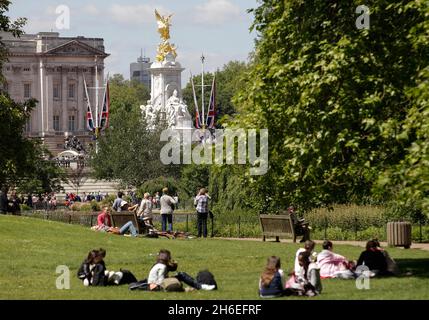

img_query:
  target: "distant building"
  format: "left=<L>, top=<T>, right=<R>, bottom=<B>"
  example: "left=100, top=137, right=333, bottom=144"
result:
left=130, top=53, right=152, bottom=89
left=1, top=31, right=109, bottom=156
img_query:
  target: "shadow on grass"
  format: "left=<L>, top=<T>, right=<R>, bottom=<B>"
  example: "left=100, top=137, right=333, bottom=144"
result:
left=396, top=258, right=429, bottom=278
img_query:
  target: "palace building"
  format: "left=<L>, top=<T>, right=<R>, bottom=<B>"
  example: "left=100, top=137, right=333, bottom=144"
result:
left=1, top=31, right=109, bottom=156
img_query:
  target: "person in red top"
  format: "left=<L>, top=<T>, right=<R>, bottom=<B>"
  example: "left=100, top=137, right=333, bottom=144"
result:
left=94, top=207, right=112, bottom=232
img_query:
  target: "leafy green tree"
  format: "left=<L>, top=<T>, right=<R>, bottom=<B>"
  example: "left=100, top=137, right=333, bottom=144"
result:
left=90, top=105, right=181, bottom=188
left=226, top=0, right=429, bottom=212
left=109, top=73, right=150, bottom=114
left=180, top=164, right=210, bottom=197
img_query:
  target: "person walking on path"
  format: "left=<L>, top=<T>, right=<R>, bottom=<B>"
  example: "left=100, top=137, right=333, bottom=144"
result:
left=160, top=188, right=176, bottom=232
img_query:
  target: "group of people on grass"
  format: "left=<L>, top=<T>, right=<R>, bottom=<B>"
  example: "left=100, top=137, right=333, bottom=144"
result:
left=93, top=187, right=212, bottom=238
left=259, top=239, right=399, bottom=298
left=78, top=248, right=217, bottom=292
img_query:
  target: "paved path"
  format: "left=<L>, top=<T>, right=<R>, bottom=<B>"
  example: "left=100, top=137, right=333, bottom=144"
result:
left=218, top=237, right=429, bottom=251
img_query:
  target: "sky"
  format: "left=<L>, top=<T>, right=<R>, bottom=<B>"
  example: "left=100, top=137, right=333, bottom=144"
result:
left=9, top=0, right=258, bottom=85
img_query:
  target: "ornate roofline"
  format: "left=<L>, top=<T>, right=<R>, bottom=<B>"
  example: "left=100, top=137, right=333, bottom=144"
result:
left=44, top=39, right=109, bottom=57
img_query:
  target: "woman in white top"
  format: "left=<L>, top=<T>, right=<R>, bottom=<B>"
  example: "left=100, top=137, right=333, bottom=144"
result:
left=147, top=249, right=177, bottom=291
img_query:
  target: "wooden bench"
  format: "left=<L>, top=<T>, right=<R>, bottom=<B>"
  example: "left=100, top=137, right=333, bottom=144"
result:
left=110, top=212, right=142, bottom=234
left=259, top=214, right=297, bottom=242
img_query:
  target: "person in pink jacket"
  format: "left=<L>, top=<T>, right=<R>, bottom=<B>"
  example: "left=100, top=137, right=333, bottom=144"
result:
left=316, top=240, right=355, bottom=279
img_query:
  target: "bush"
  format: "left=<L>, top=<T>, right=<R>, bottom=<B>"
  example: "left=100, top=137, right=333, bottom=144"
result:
left=70, top=203, right=82, bottom=211
left=79, top=201, right=100, bottom=212
left=304, top=205, right=386, bottom=232
left=383, top=202, right=427, bottom=224
left=137, top=177, right=180, bottom=198
left=101, top=195, right=116, bottom=207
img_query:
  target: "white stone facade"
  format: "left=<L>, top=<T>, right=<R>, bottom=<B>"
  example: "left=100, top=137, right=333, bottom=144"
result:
left=1, top=31, right=109, bottom=155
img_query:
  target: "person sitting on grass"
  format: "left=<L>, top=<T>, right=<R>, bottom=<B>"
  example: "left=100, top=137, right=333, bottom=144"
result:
left=78, top=248, right=135, bottom=286
left=286, top=251, right=322, bottom=296
left=91, top=207, right=138, bottom=237
left=259, top=256, right=296, bottom=298
left=92, top=207, right=112, bottom=232
left=294, top=240, right=316, bottom=275
left=372, top=239, right=399, bottom=275
left=77, top=248, right=108, bottom=286
left=356, top=240, right=388, bottom=277
left=317, top=240, right=356, bottom=279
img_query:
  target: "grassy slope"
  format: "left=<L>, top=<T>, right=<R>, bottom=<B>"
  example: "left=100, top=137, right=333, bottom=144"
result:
left=0, top=215, right=428, bottom=300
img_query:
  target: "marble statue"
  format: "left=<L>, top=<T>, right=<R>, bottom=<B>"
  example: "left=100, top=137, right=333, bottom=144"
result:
left=140, top=10, right=192, bottom=130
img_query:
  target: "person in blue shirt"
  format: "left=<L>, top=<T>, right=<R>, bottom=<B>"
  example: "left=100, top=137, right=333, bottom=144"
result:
left=259, top=256, right=296, bottom=298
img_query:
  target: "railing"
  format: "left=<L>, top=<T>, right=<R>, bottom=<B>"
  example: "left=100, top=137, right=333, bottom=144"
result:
left=11, top=210, right=429, bottom=242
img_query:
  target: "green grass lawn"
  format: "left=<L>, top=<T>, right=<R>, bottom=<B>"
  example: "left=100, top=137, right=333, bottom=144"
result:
left=0, top=215, right=428, bottom=300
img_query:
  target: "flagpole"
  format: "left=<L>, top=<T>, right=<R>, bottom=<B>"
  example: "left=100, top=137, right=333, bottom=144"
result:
left=201, top=54, right=205, bottom=130
left=95, top=56, right=99, bottom=153
left=190, top=72, right=199, bottom=128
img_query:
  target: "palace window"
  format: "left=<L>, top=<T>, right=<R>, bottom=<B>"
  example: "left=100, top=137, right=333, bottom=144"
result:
left=53, top=83, right=61, bottom=99
left=68, top=115, right=75, bottom=132
left=68, top=83, right=75, bottom=99
left=24, top=83, right=31, bottom=98
left=53, top=116, right=60, bottom=131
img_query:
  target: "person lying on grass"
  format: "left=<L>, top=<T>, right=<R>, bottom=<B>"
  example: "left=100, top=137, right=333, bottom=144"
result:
left=134, top=249, right=216, bottom=291
left=77, top=248, right=137, bottom=286
left=316, top=240, right=356, bottom=279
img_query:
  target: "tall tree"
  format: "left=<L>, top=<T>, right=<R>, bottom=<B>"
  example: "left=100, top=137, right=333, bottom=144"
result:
left=227, top=0, right=429, bottom=212
left=91, top=73, right=179, bottom=188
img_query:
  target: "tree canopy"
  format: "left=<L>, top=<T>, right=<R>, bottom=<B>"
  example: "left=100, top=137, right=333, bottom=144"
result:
left=212, top=0, right=429, bottom=216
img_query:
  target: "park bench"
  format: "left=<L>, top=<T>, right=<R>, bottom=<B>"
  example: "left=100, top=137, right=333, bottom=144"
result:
left=259, top=213, right=309, bottom=243
left=110, top=212, right=142, bottom=234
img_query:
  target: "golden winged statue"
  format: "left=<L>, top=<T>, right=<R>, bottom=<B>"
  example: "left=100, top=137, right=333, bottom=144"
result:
left=155, top=9, right=177, bottom=62
left=155, top=9, right=172, bottom=41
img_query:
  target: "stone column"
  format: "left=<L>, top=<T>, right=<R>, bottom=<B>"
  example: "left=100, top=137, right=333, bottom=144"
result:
left=77, top=69, right=84, bottom=131
left=46, top=73, right=54, bottom=132
left=61, top=68, right=68, bottom=133
left=38, top=59, right=45, bottom=137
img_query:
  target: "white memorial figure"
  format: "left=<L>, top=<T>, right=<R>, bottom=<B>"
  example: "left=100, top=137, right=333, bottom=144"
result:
left=167, top=89, right=180, bottom=105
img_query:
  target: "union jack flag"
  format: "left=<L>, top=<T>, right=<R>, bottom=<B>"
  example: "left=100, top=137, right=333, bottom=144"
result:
left=84, top=76, right=95, bottom=132
left=100, top=81, right=110, bottom=131
left=206, top=78, right=216, bottom=129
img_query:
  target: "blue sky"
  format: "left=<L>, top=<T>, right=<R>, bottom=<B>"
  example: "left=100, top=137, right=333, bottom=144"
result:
left=9, top=0, right=257, bottom=84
